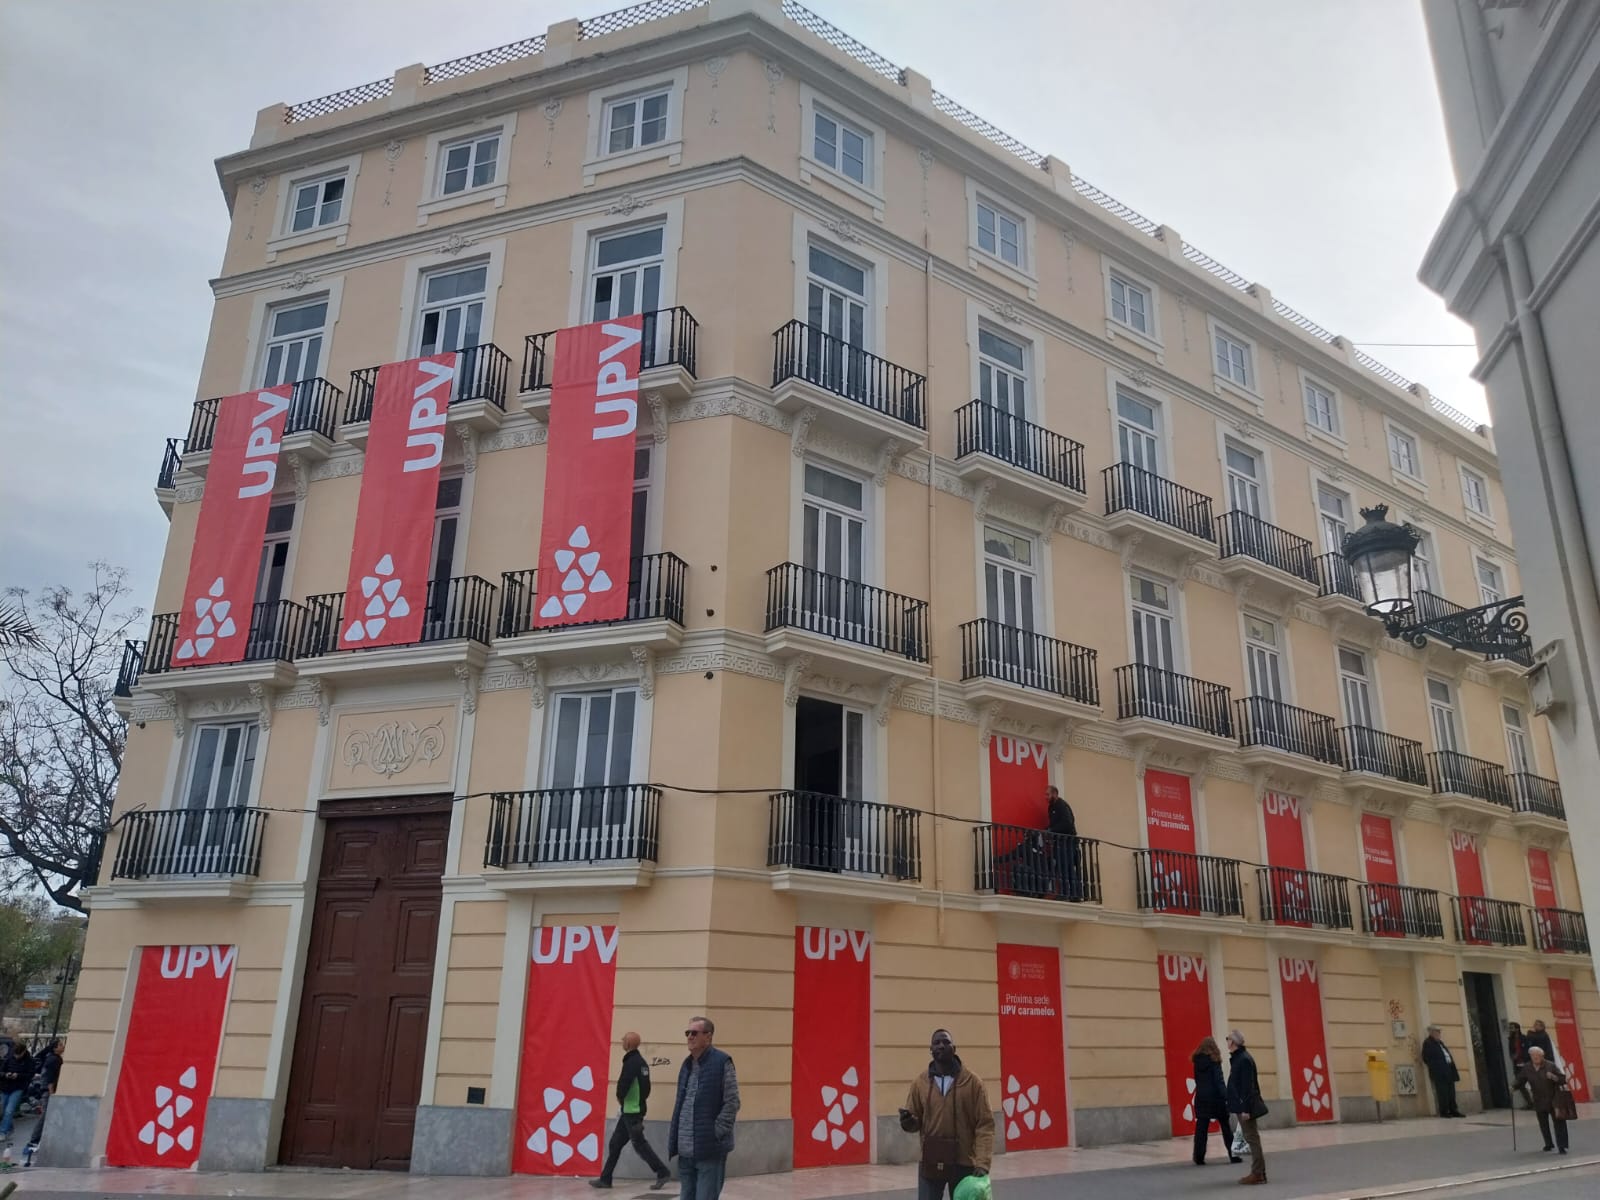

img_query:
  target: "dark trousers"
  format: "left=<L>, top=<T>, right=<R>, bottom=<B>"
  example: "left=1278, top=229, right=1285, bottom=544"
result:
left=1192, top=1108, right=1235, bottom=1163
left=1433, top=1077, right=1461, bottom=1116
left=1536, top=1110, right=1569, bottom=1151
left=600, top=1113, right=668, bottom=1182
left=917, top=1165, right=974, bottom=1200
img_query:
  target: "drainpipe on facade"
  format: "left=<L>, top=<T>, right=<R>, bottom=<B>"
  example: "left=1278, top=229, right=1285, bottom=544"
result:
left=923, top=235, right=945, bottom=939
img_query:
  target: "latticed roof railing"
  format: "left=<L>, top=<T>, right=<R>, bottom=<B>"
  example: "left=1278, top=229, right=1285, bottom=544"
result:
left=425, top=36, right=547, bottom=84
left=781, top=0, right=902, bottom=81
left=284, top=77, right=394, bottom=124
left=582, top=0, right=708, bottom=40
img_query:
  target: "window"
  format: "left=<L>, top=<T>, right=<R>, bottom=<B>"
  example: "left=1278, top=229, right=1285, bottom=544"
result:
left=984, top=526, right=1037, bottom=633
left=438, top=132, right=500, bottom=196
left=260, top=301, right=327, bottom=388
left=1427, top=678, right=1459, bottom=752
left=417, top=264, right=487, bottom=356
left=1388, top=426, right=1421, bottom=479
left=288, top=174, right=345, bottom=233
left=804, top=245, right=870, bottom=392
left=813, top=108, right=869, bottom=185
left=976, top=198, right=1022, bottom=267
left=1224, top=442, right=1264, bottom=518
left=1213, top=328, right=1253, bottom=389
left=803, top=464, right=866, bottom=586
left=1503, top=704, right=1532, bottom=774
left=1109, top=273, right=1152, bottom=336
left=589, top=226, right=664, bottom=322
left=1317, top=484, right=1351, bottom=554
left=1116, top=392, right=1160, bottom=472
left=1129, top=576, right=1177, bottom=672
left=432, top=476, right=463, bottom=589
left=1412, top=528, right=1436, bottom=594
left=1243, top=615, right=1284, bottom=702
left=792, top=695, right=881, bottom=873
left=1338, top=647, right=1374, bottom=728
left=1304, top=379, right=1338, bottom=435
left=1462, top=468, right=1491, bottom=518
left=605, top=89, right=669, bottom=155
left=541, top=689, right=640, bottom=853
left=255, top=503, right=295, bottom=609
left=978, top=329, right=1028, bottom=419
left=1476, top=557, right=1504, bottom=605
left=183, top=722, right=260, bottom=811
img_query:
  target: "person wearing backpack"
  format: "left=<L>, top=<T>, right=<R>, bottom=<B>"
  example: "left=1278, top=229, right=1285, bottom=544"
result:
left=1225, top=1030, right=1268, bottom=1185
left=592, top=1032, right=671, bottom=1190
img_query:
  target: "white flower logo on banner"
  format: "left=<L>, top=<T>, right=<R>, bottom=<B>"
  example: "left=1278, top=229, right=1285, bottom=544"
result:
left=526, top=1064, right=603, bottom=1167
left=176, top=577, right=236, bottom=661
left=539, top=525, right=613, bottom=619
left=137, top=1064, right=200, bottom=1157
left=809, top=1065, right=866, bottom=1150
left=1299, top=1054, right=1331, bottom=1115
left=1180, top=1076, right=1196, bottom=1124
left=344, top=554, right=409, bottom=644
left=1002, top=1074, right=1054, bottom=1141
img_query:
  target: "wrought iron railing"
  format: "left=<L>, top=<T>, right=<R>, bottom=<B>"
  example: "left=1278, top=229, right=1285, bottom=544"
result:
left=498, top=554, right=687, bottom=636
left=1451, top=895, right=1527, bottom=947
left=767, top=791, right=921, bottom=881
left=1114, top=664, right=1232, bottom=738
left=771, top=320, right=926, bottom=429
left=1235, top=696, right=1340, bottom=764
left=132, top=601, right=307, bottom=677
left=1256, top=866, right=1352, bottom=929
left=1406, top=590, right=1533, bottom=666
left=483, top=785, right=661, bottom=868
left=974, top=824, right=1100, bottom=903
left=953, top=400, right=1085, bottom=493
left=1426, top=751, right=1512, bottom=807
left=764, top=563, right=928, bottom=661
left=1102, top=462, right=1214, bottom=541
left=115, top=640, right=146, bottom=697
left=157, top=438, right=185, bottom=490
left=111, top=807, right=267, bottom=879
left=346, top=345, right=511, bottom=424
left=1530, top=907, right=1589, bottom=955
left=187, top=378, right=343, bottom=452
left=1509, top=773, right=1565, bottom=821
left=1339, top=727, right=1428, bottom=786
left=522, top=306, right=700, bottom=392
left=1218, top=511, right=1316, bottom=582
left=959, top=620, right=1098, bottom=706
left=1358, top=883, right=1445, bottom=939
left=301, top=575, right=498, bottom=655
left=1133, top=849, right=1244, bottom=918
left=1313, top=552, right=1362, bottom=601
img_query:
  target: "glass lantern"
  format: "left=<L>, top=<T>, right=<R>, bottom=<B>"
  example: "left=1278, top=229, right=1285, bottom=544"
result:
left=1342, top=505, right=1420, bottom=618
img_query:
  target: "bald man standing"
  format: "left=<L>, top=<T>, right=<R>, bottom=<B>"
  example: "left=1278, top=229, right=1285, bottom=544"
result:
left=593, top=1032, right=672, bottom=1189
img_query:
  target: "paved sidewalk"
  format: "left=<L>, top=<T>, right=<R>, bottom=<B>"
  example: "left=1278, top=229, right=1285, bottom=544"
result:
left=12, top=1109, right=1597, bottom=1200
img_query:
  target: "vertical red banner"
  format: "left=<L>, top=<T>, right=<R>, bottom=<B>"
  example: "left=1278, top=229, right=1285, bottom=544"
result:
left=341, top=355, right=455, bottom=648
left=515, top=926, right=619, bottom=1176
left=988, top=737, right=1049, bottom=828
left=172, top=387, right=293, bottom=666
left=1528, top=849, right=1559, bottom=950
left=792, top=928, right=872, bottom=1167
left=1360, top=813, right=1403, bottom=937
left=1262, top=791, right=1309, bottom=925
left=106, top=945, right=236, bottom=1168
left=995, top=944, right=1068, bottom=1150
left=534, top=317, right=644, bottom=627
left=1145, top=771, right=1198, bottom=913
left=1547, top=978, right=1591, bottom=1102
left=1156, top=952, right=1213, bottom=1136
left=1279, top=957, right=1334, bottom=1123
left=1450, top=830, right=1489, bottom=942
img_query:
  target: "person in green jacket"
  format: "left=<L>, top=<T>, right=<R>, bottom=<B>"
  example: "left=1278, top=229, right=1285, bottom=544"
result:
left=592, top=1032, right=672, bottom=1190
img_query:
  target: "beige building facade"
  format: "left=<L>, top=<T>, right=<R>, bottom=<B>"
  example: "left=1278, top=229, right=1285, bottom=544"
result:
left=47, top=0, right=1596, bottom=1177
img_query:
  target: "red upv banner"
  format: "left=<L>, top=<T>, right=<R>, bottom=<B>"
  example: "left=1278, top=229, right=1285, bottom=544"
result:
left=341, top=355, right=455, bottom=648
left=1547, top=978, right=1591, bottom=1102
left=1528, top=849, right=1559, bottom=949
left=534, top=317, right=643, bottom=627
left=988, top=737, right=1048, bottom=828
left=1279, top=958, right=1334, bottom=1123
left=1156, top=952, right=1213, bottom=1135
left=995, top=944, right=1069, bottom=1150
left=106, top=945, right=235, bottom=1168
left=793, top=927, right=872, bottom=1167
left=1360, top=813, right=1404, bottom=937
left=1262, top=791, right=1310, bottom=925
left=515, top=926, right=619, bottom=1175
left=1145, top=771, right=1198, bottom=914
left=1450, top=831, right=1489, bottom=943
left=172, top=387, right=293, bottom=666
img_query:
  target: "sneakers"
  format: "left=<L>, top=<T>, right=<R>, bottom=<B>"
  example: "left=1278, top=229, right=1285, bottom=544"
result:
left=653, top=1173, right=672, bottom=1189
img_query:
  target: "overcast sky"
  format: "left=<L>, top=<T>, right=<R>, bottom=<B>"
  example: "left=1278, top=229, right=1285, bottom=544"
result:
left=0, top=0, right=1482, bottom=614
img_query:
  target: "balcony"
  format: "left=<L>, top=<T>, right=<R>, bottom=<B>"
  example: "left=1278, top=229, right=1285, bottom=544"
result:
left=298, top=574, right=497, bottom=681
left=951, top=401, right=1086, bottom=514
left=767, top=791, right=922, bottom=900
left=1339, top=727, right=1430, bottom=812
left=764, top=563, right=929, bottom=685
left=1309, top=552, right=1364, bottom=615
left=1132, top=849, right=1245, bottom=920
left=1114, top=664, right=1233, bottom=757
left=482, top=785, right=660, bottom=891
left=108, top=807, right=267, bottom=901
left=1407, top=591, right=1534, bottom=672
left=1451, top=895, right=1528, bottom=948
left=973, top=825, right=1101, bottom=907
left=770, top=321, right=927, bottom=449
left=958, top=620, right=1099, bottom=727
left=1509, top=773, right=1566, bottom=837
left=1256, top=866, right=1352, bottom=930
left=183, top=378, right=344, bottom=474
left=1102, top=462, right=1216, bottom=561
left=1427, top=751, right=1512, bottom=827
left=1531, top=908, right=1590, bottom=955
left=1215, top=511, right=1317, bottom=604
left=1235, top=696, right=1343, bottom=783
left=522, top=306, right=699, bottom=419
left=154, top=437, right=185, bottom=514
left=120, top=600, right=307, bottom=696
left=496, top=553, right=687, bottom=661
left=1358, top=883, right=1446, bottom=940
left=343, top=345, right=512, bottom=446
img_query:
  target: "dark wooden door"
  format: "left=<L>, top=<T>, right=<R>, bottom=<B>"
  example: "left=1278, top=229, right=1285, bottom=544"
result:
left=279, top=804, right=448, bottom=1170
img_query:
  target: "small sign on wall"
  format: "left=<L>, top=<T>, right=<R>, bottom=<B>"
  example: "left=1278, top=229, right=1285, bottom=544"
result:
left=1393, top=1064, right=1418, bottom=1096
left=1392, top=1020, right=1407, bottom=1040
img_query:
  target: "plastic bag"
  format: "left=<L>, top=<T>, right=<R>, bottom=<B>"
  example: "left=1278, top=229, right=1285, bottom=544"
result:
left=953, top=1173, right=992, bottom=1200
left=1230, top=1127, right=1249, bottom=1158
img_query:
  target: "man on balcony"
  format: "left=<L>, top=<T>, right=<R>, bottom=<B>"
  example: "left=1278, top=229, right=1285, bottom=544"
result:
left=1421, top=1026, right=1466, bottom=1118
left=1046, top=786, right=1081, bottom=901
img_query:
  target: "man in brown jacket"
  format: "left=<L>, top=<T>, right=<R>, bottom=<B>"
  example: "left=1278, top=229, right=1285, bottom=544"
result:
left=899, top=1029, right=995, bottom=1200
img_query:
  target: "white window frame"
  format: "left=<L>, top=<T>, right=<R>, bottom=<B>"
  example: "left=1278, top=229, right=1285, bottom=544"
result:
left=1299, top=369, right=1343, bottom=445
left=257, top=298, right=330, bottom=389
left=267, top=153, right=361, bottom=260
left=1240, top=610, right=1291, bottom=703
left=566, top=197, right=685, bottom=327
left=1217, top=429, right=1272, bottom=521
left=965, top=179, right=1037, bottom=292
left=393, top=239, right=506, bottom=362
left=417, top=114, right=517, bottom=224
left=965, top=298, right=1049, bottom=434
left=176, top=720, right=263, bottom=812
left=790, top=213, right=889, bottom=356
left=798, top=84, right=886, bottom=216
left=1207, top=318, right=1259, bottom=400
left=1460, top=465, right=1493, bottom=523
left=238, top=278, right=346, bottom=393
left=1408, top=521, right=1440, bottom=597
left=1502, top=703, right=1534, bottom=776
left=1126, top=570, right=1187, bottom=673
left=1426, top=676, right=1461, bottom=753
left=1336, top=644, right=1380, bottom=729
left=1105, top=370, right=1170, bottom=478
left=541, top=686, right=644, bottom=789
left=1313, top=475, right=1354, bottom=556
left=1101, top=259, right=1162, bottom=355
left=583, top=67, right=688, bottom=185
left=1475, top=555, right=1505, bottom=606
left=789, top=455, right=882, bottom=588
left=978, top=520, right=1048, bottom=637
left=1385, top=420, right=1425, bottom=489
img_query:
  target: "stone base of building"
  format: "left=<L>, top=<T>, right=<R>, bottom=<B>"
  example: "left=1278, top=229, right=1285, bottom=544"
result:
left=197, top=1097, right=274, bottom=1171
left=31, top=1094, right=99, bottom=1167
left=1072, top=1104, right=1172, bottom=1147
left=412, top=1104, right=514, bottom=1175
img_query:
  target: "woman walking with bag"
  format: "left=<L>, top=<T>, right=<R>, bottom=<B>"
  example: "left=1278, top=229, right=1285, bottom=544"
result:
left=1519, top=1046, right=1574, bottom=1154
left=1191, top=1037, right=1241, bottom=1166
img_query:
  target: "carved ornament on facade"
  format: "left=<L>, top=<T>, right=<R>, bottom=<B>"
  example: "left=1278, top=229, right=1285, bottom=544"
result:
left=439, top=231, right=475, bottom=256
left=790, top=407, right=817, bottom=458
left=248, top=683, right=276, bottom=731
left=286, top=270, right=315, bottom=292
left=996, top=301, right=1024, bottom=326
left=822, top=216, right=861, bottom=243
left=607, top=192, right=651, bottom=216
left=342, top=718, right=446, bottom=777
left=518, top=655, right=546, bottom=708
left=783, top=654, right=812, bottom=707
left=647, top=392, right=669, bottom=444
left=873, top=438, right=904, bottom=486
left=457, top=426, right=478, bottom=473
left=631, top=646, right=656, bottom=700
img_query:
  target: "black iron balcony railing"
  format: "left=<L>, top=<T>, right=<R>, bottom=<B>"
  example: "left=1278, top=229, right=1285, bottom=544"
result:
left=1451, top=895, right=1528, bottom=947
left=1427, top=751, right=1512, bottom=807
left=765, top=563, right=928, bottom=661
left=115, top=640, right=146, bottom=697
left=157, top=437, right=185, bottom=490
left=973, top=824, right=1101, bottom=903
left=346, top=344, right=512, bottom=424
left=772, top=320, right=926, bottom=430
left=1256, top=866, right=1353, bottom=929
left=1313, top=552, right=1362, bottom=602
left=187, top=377, right=344, bottom=451
left=1358, top=882, right=1446, bottom=939
left=1218, top=511, right=1317, bottom=583
left=953, top=400, right=1085, bottom=494
left=959, top=620, right=1098, bottom=707
left=497, top=554, right=687, bottom=637
left=1339, top=727, right=1428, bottom=786
left=301, top=575, right=498, bottom=655
left=1114, top=664, right=1232, bottom=738
left=1103, top=462, right=1215, bottom=542
left=767, top=791, right=921, bottom=881
left=130, top=600, right=308, bottom=679
left=1235, top=696, right=1340, bottom=764
left=1530, top=907, right=1589, bottom=955
left=111, top=806, right=268, bottom=880
left=1509, top=773, right=1565, bottom=821
left=522, top=306, right=700, bottom=392
left=483, top=785, right=661, bottom=868
left=1408, top=590, right=1534, bottom=666
left=1133, top=848, right=1245, bottom=918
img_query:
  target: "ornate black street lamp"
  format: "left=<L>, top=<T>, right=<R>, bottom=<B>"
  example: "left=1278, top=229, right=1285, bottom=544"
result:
left=1342, top=505, right=1532, bottom=662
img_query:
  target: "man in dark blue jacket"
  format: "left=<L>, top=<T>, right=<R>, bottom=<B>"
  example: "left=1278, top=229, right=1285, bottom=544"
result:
left=592, top=1032, right=671, bottom=1190
left=1225, top=1030, right=1268, bottom=1185
left=668, top=1016, right=740, bottom=1200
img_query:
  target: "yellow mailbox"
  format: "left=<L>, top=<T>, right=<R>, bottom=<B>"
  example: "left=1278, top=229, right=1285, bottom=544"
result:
left=1367, top=1050, right=1392, bottom=1103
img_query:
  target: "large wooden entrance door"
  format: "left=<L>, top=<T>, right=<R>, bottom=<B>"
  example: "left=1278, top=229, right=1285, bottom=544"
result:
left=280, top=802, right=448, bottom=1170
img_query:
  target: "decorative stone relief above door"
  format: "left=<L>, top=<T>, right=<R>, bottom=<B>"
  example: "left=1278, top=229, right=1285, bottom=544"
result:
left=328, top=703, right=457, bottom=792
